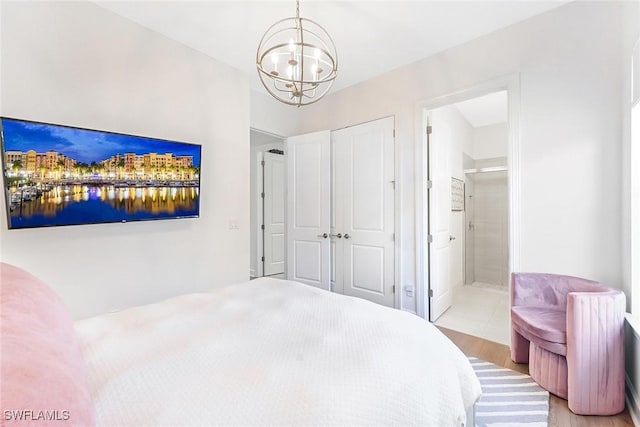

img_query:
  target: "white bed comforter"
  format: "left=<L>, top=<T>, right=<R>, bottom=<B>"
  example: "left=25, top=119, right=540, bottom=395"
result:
left=75, top=278, right=481, bottom=426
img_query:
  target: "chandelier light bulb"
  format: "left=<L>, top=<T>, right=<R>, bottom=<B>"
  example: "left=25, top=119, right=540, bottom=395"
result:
left=270, top=53, right=279, bottom=76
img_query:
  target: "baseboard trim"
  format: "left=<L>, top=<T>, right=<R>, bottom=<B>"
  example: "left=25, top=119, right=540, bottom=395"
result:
left=249, top=269, right=256, bottom=279
left=627, top=374, right=640, bottom=427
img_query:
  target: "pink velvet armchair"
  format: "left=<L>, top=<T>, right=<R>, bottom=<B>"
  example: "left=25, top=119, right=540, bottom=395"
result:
left=510, top=272, right=626, bottom=415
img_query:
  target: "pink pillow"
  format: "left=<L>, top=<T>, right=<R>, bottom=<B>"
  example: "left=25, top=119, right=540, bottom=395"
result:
left=1, top=263, right=96, bottom=426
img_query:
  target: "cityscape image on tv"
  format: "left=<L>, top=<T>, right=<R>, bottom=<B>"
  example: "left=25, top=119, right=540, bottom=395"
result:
left=1, top=117, right=201, bottom=229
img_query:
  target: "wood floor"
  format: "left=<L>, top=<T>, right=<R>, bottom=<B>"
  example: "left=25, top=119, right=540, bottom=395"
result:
left=438, top=327, right=635, bottom=427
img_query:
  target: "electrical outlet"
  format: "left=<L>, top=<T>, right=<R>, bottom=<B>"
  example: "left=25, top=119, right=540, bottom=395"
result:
left=403, top=285, right=414, bottom=297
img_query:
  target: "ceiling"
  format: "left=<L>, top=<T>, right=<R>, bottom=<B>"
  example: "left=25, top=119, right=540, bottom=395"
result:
left=95, top=1, right=569, bottom=96
left=454, top=91, right=508, bottom=128
left=250, top=129, right=285, bottom=146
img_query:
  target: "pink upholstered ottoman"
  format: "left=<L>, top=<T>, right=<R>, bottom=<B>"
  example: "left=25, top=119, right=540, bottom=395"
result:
left=528, top=342, right=568, bottom=400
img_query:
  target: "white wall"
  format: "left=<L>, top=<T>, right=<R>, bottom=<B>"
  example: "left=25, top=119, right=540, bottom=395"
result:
left=296, top=1, right=627, bottom=313
left=621, top=0, right=640, bottom=421
left=250, top=90, right=302, bottom=137
left=473, top=123, right=508, bottom=160
left=0, top=2, right=250, bottom=320
left=621, top=0, right=640, bottom=316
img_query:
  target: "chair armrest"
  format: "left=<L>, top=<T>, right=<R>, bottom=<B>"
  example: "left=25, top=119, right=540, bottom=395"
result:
left=566, top=290, right=625, bottom=350
left=566, top=290, right=626, bottom=415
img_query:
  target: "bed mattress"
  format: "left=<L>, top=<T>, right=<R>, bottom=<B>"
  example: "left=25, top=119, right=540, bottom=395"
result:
left=75, top=278, right=481, bottom=426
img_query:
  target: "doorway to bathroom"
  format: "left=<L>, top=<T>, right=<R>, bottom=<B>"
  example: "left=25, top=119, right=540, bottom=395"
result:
left=419, top=85, right=517, bottom=346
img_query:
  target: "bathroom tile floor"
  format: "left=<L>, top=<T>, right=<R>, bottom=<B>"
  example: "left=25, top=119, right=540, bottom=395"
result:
left=434, top=282, right=510, bottom=345
left=250, top=273, right=286, bottom=280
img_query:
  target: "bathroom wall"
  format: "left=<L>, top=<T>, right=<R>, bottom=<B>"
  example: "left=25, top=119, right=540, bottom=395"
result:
left=463, top=153, right=475, bottom=285
left=470, top=121, right=509, bottom=288
left=471, top=159, right=509, bottom=287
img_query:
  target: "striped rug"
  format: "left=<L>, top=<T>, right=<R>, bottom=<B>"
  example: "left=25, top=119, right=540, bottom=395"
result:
left=469, top=357, right=549, bottom=427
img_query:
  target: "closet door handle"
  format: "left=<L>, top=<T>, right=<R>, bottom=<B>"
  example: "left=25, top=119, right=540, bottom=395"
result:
left=331, top=233, right=342, bottom=238
left=317, top=233, right=328, bottom=238
left=449, top=235, right=456, bottom=241
left=344, top=233, right=351, bottom=239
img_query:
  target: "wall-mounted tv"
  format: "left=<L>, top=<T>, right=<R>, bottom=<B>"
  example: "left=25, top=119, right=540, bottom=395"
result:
left=1, top=117, right=201, bottom=229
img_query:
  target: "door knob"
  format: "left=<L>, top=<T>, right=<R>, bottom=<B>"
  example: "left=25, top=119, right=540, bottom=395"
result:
left=449, top=235, right=456, bottom=241
left=344, top=233, right=351, bottom=239
left=331, top=233, right=342, bottom=238
left=317, top=233, right=329, bottom=238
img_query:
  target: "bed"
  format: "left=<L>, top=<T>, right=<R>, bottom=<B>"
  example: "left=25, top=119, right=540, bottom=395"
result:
left=1, top=263, right=481, bottom=426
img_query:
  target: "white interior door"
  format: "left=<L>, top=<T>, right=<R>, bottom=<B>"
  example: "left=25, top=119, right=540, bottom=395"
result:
left=286, top=131, right=331, bottom=290
left=332, top=117, right=395, bottom=307
left=263, top=151, right=285, bottom=276
left=428, top=111, right=453, bottom=321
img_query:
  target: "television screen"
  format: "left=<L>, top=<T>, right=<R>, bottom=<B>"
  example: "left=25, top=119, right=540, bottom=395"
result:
left=1, top=117, right=201, bottom=229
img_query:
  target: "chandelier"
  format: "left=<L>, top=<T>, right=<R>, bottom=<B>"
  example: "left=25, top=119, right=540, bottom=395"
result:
left=256, top=0, right=338, bottom=107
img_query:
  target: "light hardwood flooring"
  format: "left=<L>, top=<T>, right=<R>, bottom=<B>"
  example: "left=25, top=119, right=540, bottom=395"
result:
left=438, top=327, right=635, bottom=427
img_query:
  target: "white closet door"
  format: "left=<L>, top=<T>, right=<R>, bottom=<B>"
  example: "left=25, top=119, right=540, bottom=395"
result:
left=332, top=117, right=395, bottom=307
left=428, top=111, right=453, bottom=321
left=330, top=135, right=344, bottom=294
left=263, top=151, right=285, bottom=276
left=286, top=131, right=331, bottom=290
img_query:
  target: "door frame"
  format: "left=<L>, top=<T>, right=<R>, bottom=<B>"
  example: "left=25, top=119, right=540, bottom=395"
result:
left=414, top=74, right=522, bottom=320
left=255, top=150, right=264, bottom=277
left=251, top=127, right=286, bottom=278
left=263, top=151, right=286, bottom=276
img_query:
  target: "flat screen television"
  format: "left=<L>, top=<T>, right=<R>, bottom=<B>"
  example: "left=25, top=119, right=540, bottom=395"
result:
left=1, top=117, right=201, bottom=229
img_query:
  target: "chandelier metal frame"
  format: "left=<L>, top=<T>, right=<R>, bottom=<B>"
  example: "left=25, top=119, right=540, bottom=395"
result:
left=256, top=0, right=338, bottom=107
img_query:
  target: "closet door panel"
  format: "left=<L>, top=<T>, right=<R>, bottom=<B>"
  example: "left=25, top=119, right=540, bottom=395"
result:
left=330, top=135, right=344, bottom=294
left=351, top=131, right=384, bottom=232
left=334, top=117, right=395, bottom=308
left=286, top=131, right=331, bottom=290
